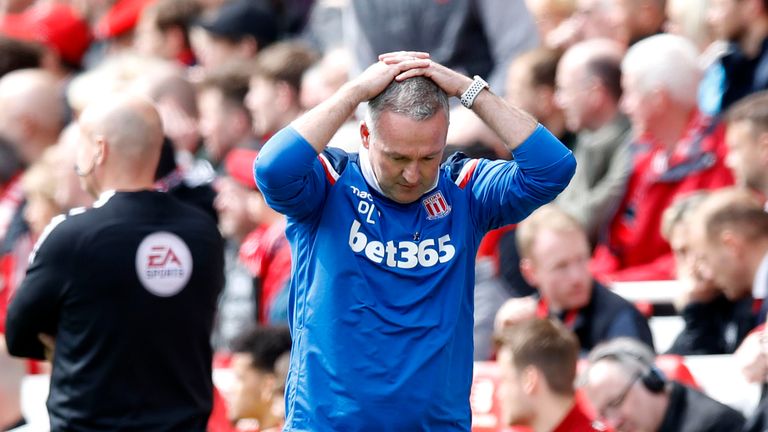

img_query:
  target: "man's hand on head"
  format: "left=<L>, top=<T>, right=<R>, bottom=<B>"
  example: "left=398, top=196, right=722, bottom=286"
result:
left=351, top=51, right=432, bottom=101
left=380, top=52, right=474, bottom=98
left=494, top=296, right=537, bottom=334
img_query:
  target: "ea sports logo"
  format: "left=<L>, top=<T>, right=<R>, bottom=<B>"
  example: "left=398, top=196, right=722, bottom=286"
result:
left=135, top=232, right=193, bottom=297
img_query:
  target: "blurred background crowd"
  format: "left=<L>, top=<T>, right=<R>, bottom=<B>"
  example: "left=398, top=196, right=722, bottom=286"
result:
left=2, top=0, right=768, bottom=430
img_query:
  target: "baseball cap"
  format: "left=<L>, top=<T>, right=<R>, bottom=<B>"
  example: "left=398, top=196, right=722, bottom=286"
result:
left=195, top=0, right=279, bottom=45
left=95, top=0, right=157, bottom=39
left=224, top=148, right=259, bottom=190
left=0, top=3, right=92, bottom=67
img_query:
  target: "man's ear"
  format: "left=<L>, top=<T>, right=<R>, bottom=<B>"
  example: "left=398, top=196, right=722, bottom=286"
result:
left=275, top=81, right=297, bottom=112
left=521, top=365, right=539, bottom=395
left=94, top=135, right=107, bottom=165
left=720, top=229, right=745, bottom=257
left=261, top=372, right=277, bottom=401
left=360, top=121, right=371, bottom=149
left=520, top=258, right=538, bottom=287
left=757, top=130, right=768, bottom=166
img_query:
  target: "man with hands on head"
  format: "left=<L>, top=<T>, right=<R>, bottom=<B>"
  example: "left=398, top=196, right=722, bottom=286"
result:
left=255, top=51, right=576, bottom=431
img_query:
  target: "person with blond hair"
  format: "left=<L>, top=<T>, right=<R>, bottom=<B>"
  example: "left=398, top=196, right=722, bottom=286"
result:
left=495, top=204, right=653, bottom=353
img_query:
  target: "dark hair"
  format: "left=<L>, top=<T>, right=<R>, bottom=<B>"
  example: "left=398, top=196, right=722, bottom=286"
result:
left=148, top=0, right=202, bottom=48
left=367, top=77, right=449, bottom=132
left=198, top=60, right=252, bottom=109
left=524, top=48, right=561, bottom=88
left=725, top=90, right=768, bottom=135
left=231, top=325, right=292, bottom=373
left=496, top=318, right=579, bottom=395
left=0, top=36, right=42, bottom=78
left=252, top=41, right=318, bottom=95
left=586, top=56, right=622, bottom=102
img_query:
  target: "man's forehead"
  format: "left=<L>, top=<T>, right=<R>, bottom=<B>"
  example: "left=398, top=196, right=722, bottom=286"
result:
left=587, top=359, right=627, bottom=387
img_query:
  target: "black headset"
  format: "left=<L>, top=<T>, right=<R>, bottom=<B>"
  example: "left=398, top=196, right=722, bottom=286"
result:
left=592, top=348, right=667, bottom=394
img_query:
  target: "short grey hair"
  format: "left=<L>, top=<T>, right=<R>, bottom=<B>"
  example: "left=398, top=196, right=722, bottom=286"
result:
left=622, top=34, right=701, bottom=107
left=586, top=337, right=656, bottom=378
left=366, top=77, right=449, bottom=133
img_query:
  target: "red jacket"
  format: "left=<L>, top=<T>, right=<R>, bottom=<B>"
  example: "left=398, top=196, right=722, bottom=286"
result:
left=591, top=111, right=733, bottom=282
left=239, top=219, right=291, bottom=323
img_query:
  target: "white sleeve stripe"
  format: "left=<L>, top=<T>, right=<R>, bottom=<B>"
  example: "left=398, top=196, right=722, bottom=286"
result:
left=28, top=213, right=67, bottom=265
left=318, top=153, right=340, bottom=181
left=454, top=159, right=479, bottom=186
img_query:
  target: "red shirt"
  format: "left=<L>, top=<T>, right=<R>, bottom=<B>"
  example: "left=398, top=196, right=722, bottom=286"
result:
left=553, top=400, right=608, bottom=432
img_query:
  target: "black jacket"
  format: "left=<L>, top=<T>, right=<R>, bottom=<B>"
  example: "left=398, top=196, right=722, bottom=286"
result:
left=548, top=282, right=655, bottom=352
left=667, top=295, right=756, bottom=355
left=5, top=191, right=225, bottom=431
left=720, top=38, right=768, bottom=112
left=658, top=382, right=745, bottom=432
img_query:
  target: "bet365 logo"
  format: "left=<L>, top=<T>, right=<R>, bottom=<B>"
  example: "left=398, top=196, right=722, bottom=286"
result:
left=348, top=220, right=455, bottom=268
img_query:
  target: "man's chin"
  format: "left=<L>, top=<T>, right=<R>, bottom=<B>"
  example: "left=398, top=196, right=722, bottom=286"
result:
left=388, top=188, right=423, bottom=204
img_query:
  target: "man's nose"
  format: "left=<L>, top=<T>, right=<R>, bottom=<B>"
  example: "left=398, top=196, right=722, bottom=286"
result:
left=402, top=162, right=419, bottom=184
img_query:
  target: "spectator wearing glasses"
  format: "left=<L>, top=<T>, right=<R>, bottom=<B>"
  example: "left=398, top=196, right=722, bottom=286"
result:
left=582, top=338, right=744, bottom=432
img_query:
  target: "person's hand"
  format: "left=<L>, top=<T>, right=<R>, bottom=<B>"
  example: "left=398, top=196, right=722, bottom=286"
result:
left=545, top=15, right=585, bottom=50
left=674, top=275, right=720, bottom=310
left=379, top=52, right=474, bottom=98
left=349, top=51, right=432, bottom=101
left=156, top=98, right=200, bottom=154
left=734, top=330, right=768, bottom=384
left=38, top=332, right=56, bottom=363
left=494, top=296, right=537, bottom=334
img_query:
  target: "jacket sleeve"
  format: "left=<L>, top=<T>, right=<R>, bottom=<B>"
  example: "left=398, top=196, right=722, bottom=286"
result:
left=666, top=299, right=731, bottom=355
left=603, top=309, right=655, bottom=351
left=254, top=127, right=333, bottom=220
left=5, top=217, right=71, bottom=359
left=464, top=125, right=576, bottom=231
left=574, top=137, right=632, bottom=241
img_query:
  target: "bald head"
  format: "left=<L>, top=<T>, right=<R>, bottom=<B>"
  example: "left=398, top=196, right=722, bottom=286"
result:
left=78, top=95, right=164, bottom=193
left=560, top=38, right=624, bottom=100
left=80, top=95, right=164, bottom=160
left=0, top=68, right=63, bottom=162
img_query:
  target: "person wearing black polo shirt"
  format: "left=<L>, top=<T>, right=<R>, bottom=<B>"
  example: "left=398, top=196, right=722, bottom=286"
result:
left=4, top=95, right=225, bottom=431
